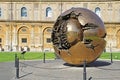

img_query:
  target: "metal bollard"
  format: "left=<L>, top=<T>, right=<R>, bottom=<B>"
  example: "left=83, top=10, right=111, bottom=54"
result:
left=110, top=43, right=113, bottom=63
left=15, top=53, right=17, bottom=67
left=43, top=52, right=46, bottom=63
left=83, top=60, right=87, bottom=80
left=110, top=52, right=113, bottom=63
left=16, top=58, right=19, bottom=79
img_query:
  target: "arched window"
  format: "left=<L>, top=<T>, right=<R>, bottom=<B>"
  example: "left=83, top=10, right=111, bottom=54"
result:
left=46, top=7, right=52, bottom=18
left=95, top=7, right=101, bottom=17
left=21, top=7, right=27, bottom=17
left=0, top=8, right=2, bottom=17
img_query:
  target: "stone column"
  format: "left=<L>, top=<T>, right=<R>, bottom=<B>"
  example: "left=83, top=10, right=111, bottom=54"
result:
left=12, top=25, right=17, bottom=51
left=39, top=25, right=43, bottom=51
left=39, top=25, right=42, bottom=45
left=5, top=24, right=10, bottom=51
left=31, top=25, right=35, bottom=51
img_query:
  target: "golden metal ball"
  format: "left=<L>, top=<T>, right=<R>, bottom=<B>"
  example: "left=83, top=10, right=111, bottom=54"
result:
left=51, top=8, right=106, bottom=65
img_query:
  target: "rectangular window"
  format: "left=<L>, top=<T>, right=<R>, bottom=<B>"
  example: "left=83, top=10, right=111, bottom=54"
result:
left=0, top=11, right=1, bottom=17
left=0, top=8, right=1, bottom=17
left=0, top=38, right=2, bottom=43
left=22, top=38, right=27, bottom=43
left=46, top=38, right=51, bottom=43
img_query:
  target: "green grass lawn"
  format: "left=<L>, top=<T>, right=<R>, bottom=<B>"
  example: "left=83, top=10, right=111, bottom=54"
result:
left=0, top=52, right=56, bottom=62
left=100, top=52, right=120, bottom=60
left=0, top=52, right=120, bottom=62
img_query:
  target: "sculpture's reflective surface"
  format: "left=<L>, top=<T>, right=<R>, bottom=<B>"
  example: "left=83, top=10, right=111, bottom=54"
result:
left=51, top=8, right=106, bottom=65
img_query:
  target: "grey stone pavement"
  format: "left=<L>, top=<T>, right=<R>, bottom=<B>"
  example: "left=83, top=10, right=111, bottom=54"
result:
left=0, top=59, right=120, bottom=80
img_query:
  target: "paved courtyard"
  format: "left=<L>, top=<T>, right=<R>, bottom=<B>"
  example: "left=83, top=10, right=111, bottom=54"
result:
left=0, top=59, right=120, bottom=80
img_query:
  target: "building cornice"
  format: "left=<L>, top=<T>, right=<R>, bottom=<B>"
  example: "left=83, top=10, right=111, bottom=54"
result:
left=0, top=20, right=54, bottom=23
left=104, top=22, right=120, bottom=24
left=1, top=20, right=120, bottom=24
left=0, top=0, right=120, bottom=2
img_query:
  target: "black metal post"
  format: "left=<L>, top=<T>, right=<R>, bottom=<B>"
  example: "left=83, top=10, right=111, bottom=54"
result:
left=110, top=52, right=113, bottom=63
left=83, top=60, right=87, bottom=80
left=16, top=58, right=19, bottom=79
left=110, top=44, right=113, bottom=63
left=43, top=52, right=46, bottom=63
left=15, top=53, right=17, bottom=67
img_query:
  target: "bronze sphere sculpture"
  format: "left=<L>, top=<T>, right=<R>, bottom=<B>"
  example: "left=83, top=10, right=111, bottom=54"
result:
left=51, top=8, right=106, bottom=65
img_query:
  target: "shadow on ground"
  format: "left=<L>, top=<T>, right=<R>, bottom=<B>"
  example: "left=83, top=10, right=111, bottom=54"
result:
left=63, top=60, right=111, bottom=67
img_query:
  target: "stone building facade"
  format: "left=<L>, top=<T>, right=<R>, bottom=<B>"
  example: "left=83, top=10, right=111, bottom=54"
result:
left=0, top=0, right=120, bottom=52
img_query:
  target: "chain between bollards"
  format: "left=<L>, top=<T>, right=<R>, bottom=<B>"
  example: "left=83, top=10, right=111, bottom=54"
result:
left=88, top=77, right=92, bottom=80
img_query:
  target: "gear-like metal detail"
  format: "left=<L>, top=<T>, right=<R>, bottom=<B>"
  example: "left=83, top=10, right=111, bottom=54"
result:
left=51, top=8, right=106, bottom=65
